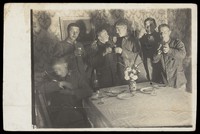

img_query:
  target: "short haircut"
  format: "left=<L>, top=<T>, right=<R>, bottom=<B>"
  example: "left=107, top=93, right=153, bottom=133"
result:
left=115, top=19, right=129, bottom=27
left=158, top=24, right=170, bottom=31
left=144, top=17, right=157, bottom=27
left=51, top=57, right=69, bottom=67
left=96, top=26, right=108, bottom=36
left=114, top=19, right=132, bottom=34
left=67, top=23, right=80, bottom=33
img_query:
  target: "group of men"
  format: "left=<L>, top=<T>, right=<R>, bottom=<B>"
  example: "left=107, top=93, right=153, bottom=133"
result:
left=34, top=17, right=187, bottom=128
left=87, top=18, right=187, bottom=89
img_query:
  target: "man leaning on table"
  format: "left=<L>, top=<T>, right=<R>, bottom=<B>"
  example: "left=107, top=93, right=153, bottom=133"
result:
left=153, top=24, right=187, bottom=90
left=39, top=57, right=92, bottom=128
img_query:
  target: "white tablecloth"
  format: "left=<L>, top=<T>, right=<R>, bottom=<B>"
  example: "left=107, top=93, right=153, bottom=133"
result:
left=85, top=82, right=193, bottom=128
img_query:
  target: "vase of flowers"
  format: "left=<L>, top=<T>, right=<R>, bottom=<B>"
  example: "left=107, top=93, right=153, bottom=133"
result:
left=124, top=64, right=140, bottom=94
left=129, top=80, right=137, bottom=93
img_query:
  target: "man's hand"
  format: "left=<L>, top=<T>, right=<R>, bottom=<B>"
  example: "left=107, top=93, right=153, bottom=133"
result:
left=74, top=47, right=84, bottom=56
left=162, top=44, right=170, bottom=53
left=115, top=47, right=123, bottom=54
left=58, top=81, right=73, bottom=90
left=103, top=47, right=112, bottom=56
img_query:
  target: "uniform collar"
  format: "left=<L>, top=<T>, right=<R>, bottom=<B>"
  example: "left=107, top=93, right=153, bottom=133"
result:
left=66, top=38, right=77, bottom=45
left=164, top=38, right=171, bottom=44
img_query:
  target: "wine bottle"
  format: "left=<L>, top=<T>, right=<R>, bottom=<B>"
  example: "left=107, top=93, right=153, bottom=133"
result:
left=93, top=69, right=100, bottom=92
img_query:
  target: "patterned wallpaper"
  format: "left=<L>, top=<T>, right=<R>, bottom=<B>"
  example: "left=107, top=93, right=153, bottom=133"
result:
left=124, top=9, right=168, bottom=38
left=33, top=9, right=168, bottom=41
left=167, top=9, right=191, bottom=57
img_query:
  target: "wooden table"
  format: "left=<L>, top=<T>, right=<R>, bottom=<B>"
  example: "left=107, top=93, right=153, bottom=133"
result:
left=84, top=82, right=193, bottom=128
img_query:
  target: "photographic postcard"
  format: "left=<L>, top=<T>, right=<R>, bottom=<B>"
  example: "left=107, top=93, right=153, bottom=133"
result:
left=3, top=3, right=197, bottom=131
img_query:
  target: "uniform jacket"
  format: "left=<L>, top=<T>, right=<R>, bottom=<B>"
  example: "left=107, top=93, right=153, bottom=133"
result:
left=53, top=39, right=87, bottom=78
left=38, top=69, right=92, bottom=127
left=153, top=38, right=187, bottom=88
left=140, top=31, right=162, bottom=82
left=116, top=34, right=148, bottom=84
left=88, top=40, right=119, bottom=88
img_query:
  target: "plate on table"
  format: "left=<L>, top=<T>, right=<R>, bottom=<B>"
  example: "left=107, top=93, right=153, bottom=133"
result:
left=102, top=87, right=126, bottom=97
left=91, top=91, right=107, bottom=100
left=90, top=93, right=99, bottom=100
left=140, top=87, right=154, bottom=94
left=117, top=92, right=134, bottom=100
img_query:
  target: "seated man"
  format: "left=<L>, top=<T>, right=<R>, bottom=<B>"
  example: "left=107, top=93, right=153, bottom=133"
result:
left=88, top=27, right=119, bottom=88
left=39, top=57, right=92, bottom=128
left=153, top=24, right=187, bottom=90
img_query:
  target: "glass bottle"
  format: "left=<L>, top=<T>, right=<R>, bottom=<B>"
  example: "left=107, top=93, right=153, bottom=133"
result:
left=93, top=69, right=100, bottom=92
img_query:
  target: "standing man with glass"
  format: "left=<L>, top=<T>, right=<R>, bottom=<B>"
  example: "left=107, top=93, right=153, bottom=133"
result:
left=114, top=19, right=147, bottom=84
left=140, top=17, right=162, bottom=83
left=53, top=23, right=88, bottom=80
left=153, top=24, right=187, bottom=90
left=88, top=26, right=119, bottom=88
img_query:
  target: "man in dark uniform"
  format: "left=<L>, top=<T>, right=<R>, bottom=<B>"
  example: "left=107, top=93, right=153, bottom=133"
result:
left=38, top=57, right=92, bottom=128
left=140, top=17, right=162, bottom=83
left=53, top=23, right=88, bottom=81
left=88, top=27, right=119, bottom=88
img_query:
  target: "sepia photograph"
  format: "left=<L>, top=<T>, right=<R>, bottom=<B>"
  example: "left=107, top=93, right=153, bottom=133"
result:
left=3, top=3, right=197, bottom=131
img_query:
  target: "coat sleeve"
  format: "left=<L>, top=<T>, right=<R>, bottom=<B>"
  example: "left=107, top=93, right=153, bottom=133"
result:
left=36, top=73, right=61, bottom=94
left=39, top=79, right=61, bottom=94
left=166, top=39, right=186, bottom=60
left=136, top=39, right=143, bottom=60
left=122, top=37, right=141, bottom=61
left=88, top=44, right=105, bottom=68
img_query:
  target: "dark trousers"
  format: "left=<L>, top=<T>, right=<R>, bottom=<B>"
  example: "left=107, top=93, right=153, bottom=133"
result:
left=49, top=92, right=91, bottom=128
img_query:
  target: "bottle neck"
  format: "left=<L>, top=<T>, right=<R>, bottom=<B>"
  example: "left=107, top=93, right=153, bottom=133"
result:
left=93, top=69, right=97, bottom=79
left=93, top=69, right=99, bottom=89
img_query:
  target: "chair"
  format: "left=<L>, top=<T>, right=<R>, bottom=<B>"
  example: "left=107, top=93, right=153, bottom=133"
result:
left=82, top=99, right=94, bottom=128
left=35, top=89, right=52, bottom=128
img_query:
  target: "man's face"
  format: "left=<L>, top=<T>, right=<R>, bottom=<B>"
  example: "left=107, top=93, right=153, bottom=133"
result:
left=68, top=26, right=80, bottom=42
left=145, top=20, right=156, bottom=34
left=159, top=26, right=171, bottom=42
left=98, top=29, right=109, bottom=43
left=115, top=24, right=128, bottom=37
left=53, top=63, right=68, bottom=78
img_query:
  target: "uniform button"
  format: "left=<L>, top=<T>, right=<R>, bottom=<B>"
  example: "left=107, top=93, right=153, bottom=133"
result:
left=74, top=107, right=77, bottom=109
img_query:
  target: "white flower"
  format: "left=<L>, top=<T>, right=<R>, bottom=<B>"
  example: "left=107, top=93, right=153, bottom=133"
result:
left=124, top=70, right=129, bottom=76
left=126, top=67, right=131, bottom=72
left=129, top=73, right=134, bottom=78
left=132, top=69, right=137, bottom=74
left=124, top=75, right=130, bottom=80
left=132, top=75, right=138, bottom=80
